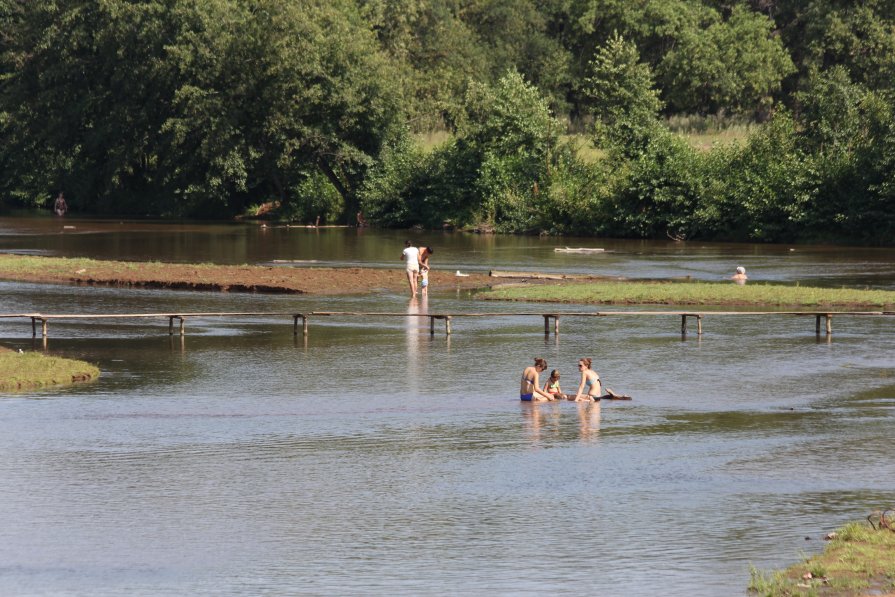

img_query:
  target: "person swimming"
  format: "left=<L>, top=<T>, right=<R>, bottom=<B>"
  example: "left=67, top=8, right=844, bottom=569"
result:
left=520, top=358, right=555, bottom=402
left=732, top=266, right=748, bottom=284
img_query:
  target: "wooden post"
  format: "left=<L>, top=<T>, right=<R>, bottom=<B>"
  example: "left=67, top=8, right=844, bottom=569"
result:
left=697, top=315, right=703, bottom=335
left=169, top=316, right=175, bottom=335
left=41, top=319, right=48, bottom=338
left=445, top=316, right=452, bottom=335
left=543, top=315, right=550, bottom=335
left=31, top=317, right=36, bottom=338
left=293, top=315, right=299, bottom=336
left=302, top=315, right=308, bottom=337
left=826, top=314, right=832, bottom=335
left=554, top=315, right=560, bottom=335
left=179, top=317, right=185, bottom=336
left=681, top=315, right=688, bottom=334
left=816, top=315, right=821, bottom=334
left=430, top=316, right=436, bottom=336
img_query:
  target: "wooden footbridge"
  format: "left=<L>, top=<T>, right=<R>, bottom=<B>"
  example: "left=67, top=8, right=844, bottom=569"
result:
left=1, top=310, right=892, bottom=339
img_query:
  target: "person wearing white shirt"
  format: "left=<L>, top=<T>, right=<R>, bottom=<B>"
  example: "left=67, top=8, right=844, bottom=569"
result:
left=401, top=240, right=420, bottom=297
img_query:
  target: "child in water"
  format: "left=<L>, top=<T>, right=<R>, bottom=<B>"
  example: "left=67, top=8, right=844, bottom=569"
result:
left=544, top=369, right=563, bottom=399
left=420, top=267, right=429, bottom=295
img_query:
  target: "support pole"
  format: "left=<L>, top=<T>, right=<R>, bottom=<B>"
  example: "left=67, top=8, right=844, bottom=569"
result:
left=544, top=315, right=550, bottom=335
left=179, top=317, right=185, bottom=336
left=697, top=315, right=703, bottom=335
left=826, top=314, right=832, bottom=335
left=816, top=315, right=822, bottom=334
left=302, top=315, right=308, bottom=337
left=681, top=315, right=688, bottom=334
left=169, top=316, right=175, bottom=335
left=445, top=316, right=452, bottom=335
left=41, top=319, right=48, bottom=338
left=31, top=317, right=36, bottom=338
left=293, top=315, right=299, bottom=336
left=554, top=315, right=560, bottom=335
left=430, top=316, right=436, bottom=336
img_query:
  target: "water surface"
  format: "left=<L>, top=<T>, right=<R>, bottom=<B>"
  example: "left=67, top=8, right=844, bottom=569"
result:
left=0, top=217, right=893, bottom=596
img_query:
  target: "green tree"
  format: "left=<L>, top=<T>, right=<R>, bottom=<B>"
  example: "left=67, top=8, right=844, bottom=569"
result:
left=582, top=32, right=663, bottom=155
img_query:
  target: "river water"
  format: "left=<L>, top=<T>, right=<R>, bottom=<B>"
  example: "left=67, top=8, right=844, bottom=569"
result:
left=0, top=215, right=893, bottom=596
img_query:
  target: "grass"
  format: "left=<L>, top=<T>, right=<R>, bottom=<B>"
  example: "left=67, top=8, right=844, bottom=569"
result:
left=748, top=520, right=895, bottom=596
left=479, top=280, right=895, bottom=308
left=0, top=348, right=100, bottom=391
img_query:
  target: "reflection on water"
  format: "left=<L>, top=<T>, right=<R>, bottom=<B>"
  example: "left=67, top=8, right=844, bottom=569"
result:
left=0, top=217, right=892, bottom=595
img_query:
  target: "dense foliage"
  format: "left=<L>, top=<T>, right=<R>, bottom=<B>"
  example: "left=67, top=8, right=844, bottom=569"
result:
left=1, top=0, right=894, bottom=243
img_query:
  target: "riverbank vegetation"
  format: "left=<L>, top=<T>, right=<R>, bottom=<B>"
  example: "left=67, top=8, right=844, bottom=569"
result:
left=748, top=519, right=895, bottom=596
left=480, top=281, right=895, bottom=308
left=2, top=2, right=895, bottom=244
left=0, top=348, right=99, bottom=391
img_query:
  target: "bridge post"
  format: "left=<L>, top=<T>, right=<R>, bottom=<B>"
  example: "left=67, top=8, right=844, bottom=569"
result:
left=445, top=316, right=452, bottom=335
left=697, top=315, right=703, bottom=335
left=816, top=315, right=821, bottom=334
left=303, top=315, right=309, bottom=337
left=430, top=316, right=436, bottom=336
left=826, top=313, right=832, bottom=335
left=681, top=315, right=688, bottom=334
left=41, top=319, right=47, bottom=338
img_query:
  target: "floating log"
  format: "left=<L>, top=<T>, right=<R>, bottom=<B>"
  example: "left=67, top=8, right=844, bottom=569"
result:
left=489, top=270, right=600, bottom=280
left=554, top=247, right=605, bottom=253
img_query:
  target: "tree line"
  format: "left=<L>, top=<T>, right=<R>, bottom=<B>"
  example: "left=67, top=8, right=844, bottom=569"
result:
left=1, top=0, right=894, bottom=243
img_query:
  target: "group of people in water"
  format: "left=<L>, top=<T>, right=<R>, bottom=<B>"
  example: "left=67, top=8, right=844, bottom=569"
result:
left=521, top=357, right=603, bottom=402
left=400, top=240, right=434, bottom=298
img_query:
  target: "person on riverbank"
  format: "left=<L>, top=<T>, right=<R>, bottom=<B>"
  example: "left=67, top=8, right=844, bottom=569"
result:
left=401, top=240, right=420, bottom=297
left=732, top=266, right=748, bottom=285
left=544, top=369, right=564, bottom=399
left=572, top=358, right=601, bottom=402
left=521, top=358, right=555, bottom=402
left=53, top=193, right=67, bottom=216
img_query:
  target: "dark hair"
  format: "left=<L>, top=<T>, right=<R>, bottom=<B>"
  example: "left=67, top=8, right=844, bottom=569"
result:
left=549, top=369, right=560, bottom=379
left=534, top=357, right=547, bottom=369
left=425, top=246, right=433, bottom=254
left=579, top=358, right=592, bottom=369
left=404, top=240, right=412, bottom=247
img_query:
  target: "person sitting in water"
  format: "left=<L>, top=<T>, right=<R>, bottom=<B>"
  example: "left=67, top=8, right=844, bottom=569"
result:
left=543, top=369, right=564, bottom=399
left=520, top=358, right=555, bottom=402
left=572, top=358, right=601, bottom=402
left=732, top=266, right=748, bottom=285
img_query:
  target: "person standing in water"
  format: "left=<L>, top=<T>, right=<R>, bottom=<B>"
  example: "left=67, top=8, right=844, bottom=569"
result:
left=520, top=358, right=555, bottom=402
left=418, top=246, right=433, bottom=296
left=731, top=266, right=748, bottom=285
left=401, top=240, right=420, bottom=297
left=572, top=358, right=601, bottom=402
left=53, top=192, right=67, bottom=216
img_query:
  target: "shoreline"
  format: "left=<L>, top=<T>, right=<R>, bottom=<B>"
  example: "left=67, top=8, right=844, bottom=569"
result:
left=0, top=347, right=100, bottom=391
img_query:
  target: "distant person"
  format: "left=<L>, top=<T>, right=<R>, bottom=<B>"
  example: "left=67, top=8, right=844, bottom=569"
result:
left=520, top=358, right=555, bottom=402
left=418, top=246, right=433, bottom=293
left=53, top=193, right=67, bottom=216
left=572, top=358, right=601, bottom=402
left=419, top=267, right=429, bottom=295
left=732, top=266, right=748, bottom=285
left=401, top=240, right=420, bottom=297
left=356, top=211, right=368, bottom=228
left=544, top=369, right=564, bottom=399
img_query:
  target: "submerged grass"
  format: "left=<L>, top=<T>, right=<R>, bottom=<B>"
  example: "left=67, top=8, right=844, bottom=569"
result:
left=0, top=348, right=100, bottom=391
left=480, top=280, right=895, bottom=308
left=749, top=520, right=895, bottom=596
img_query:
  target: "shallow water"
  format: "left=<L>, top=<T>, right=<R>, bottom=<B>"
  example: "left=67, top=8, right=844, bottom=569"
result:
left=0, top=217, right=893, bottom=595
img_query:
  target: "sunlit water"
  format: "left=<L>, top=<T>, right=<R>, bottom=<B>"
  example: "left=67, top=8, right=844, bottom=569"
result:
left=0, top=216, right=893, bottom=595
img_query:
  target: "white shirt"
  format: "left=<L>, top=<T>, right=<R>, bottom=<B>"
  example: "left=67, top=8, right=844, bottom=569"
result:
left=402, top=246, right=420, bottom=270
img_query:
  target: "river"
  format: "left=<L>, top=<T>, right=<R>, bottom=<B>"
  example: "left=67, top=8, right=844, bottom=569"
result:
left=0, top=215, right=893, bottom=596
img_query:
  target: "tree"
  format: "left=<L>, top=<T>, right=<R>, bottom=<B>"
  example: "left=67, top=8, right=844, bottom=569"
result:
left=582, top=32, right=663, bottom=155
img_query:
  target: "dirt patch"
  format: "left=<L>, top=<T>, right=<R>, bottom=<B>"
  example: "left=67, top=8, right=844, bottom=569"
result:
left=0, top=255, right=495, bottom=296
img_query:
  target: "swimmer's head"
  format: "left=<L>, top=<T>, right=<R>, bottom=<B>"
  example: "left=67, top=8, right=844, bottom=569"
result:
left=736, top=266, right=746, bottom=275
left=534, top=357, right=547, bottom=370
left=549, top=369, right=560, bottom=380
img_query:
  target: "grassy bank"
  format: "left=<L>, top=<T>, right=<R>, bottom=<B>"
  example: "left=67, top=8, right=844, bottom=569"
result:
left=0, top=348, right=100, bottom=391
left=479, top=281, right=895, bottom=308
left=749, top=519, right=895, bottom=596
